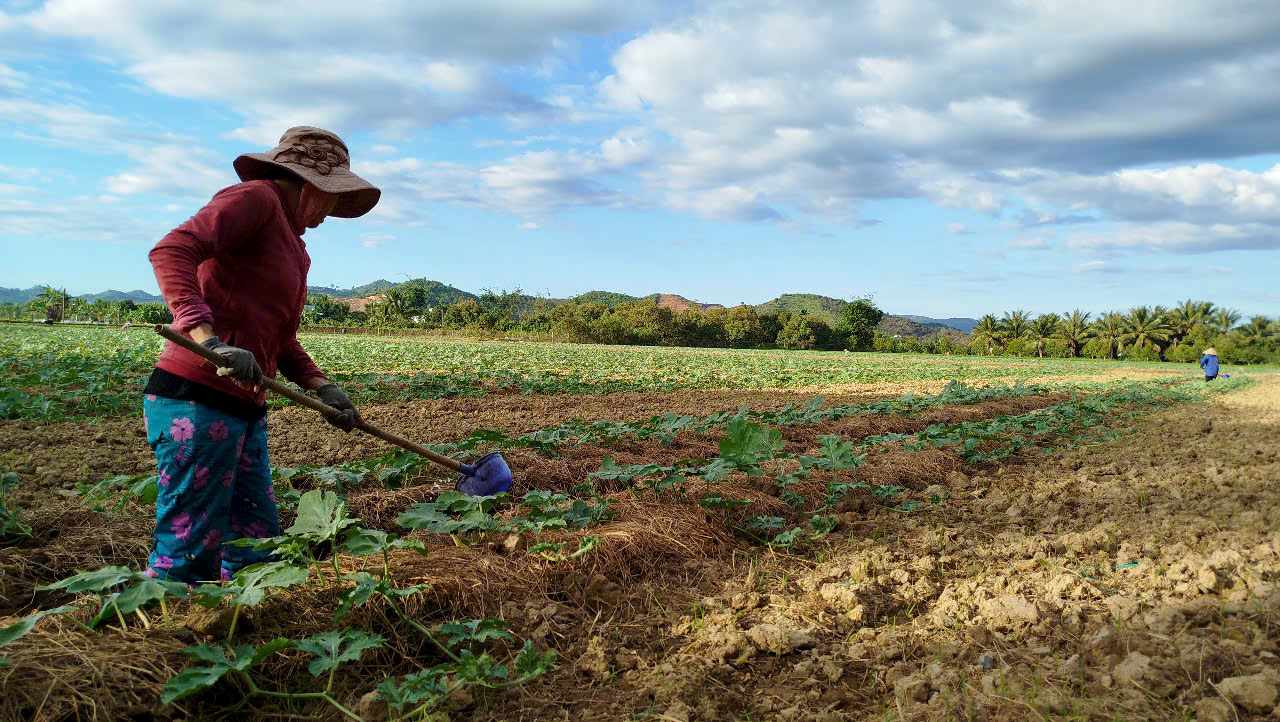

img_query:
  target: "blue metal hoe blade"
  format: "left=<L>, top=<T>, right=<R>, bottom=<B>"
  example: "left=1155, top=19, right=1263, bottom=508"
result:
left=456, top=451, right=513, bottom=496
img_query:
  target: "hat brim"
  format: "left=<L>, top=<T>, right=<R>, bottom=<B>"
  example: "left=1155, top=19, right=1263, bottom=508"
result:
left=233, top=153, right=381, bottom=218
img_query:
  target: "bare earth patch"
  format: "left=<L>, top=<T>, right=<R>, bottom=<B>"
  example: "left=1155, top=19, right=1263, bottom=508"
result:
left=2, top=376, right=1275, bottom=720
left=470, top=376, right=1280, bottom=721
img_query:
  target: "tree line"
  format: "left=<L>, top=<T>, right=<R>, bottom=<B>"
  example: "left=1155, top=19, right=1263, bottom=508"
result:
left=6, top=283, right=1275, bottom=365
left=0, top=288, right=173, bottom=325
left=306, top=285, right=888, bottom=351
left=877, top=302, right=1274, bottom=364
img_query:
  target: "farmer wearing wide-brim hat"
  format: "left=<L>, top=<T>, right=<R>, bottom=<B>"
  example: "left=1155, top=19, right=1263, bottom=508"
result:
left=144, top=127, right=380, bottom=583
left=1200, top=347, right=1220, bottom=381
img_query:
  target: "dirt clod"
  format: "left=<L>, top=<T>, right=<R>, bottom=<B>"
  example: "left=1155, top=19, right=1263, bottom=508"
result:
left=1217, top=672, right=1279, bottom=712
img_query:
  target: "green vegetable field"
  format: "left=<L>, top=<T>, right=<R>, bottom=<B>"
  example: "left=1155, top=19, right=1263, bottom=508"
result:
left=0, top=322, right=1272, bottom=721
left=0, top=324, right=1180, bottom=421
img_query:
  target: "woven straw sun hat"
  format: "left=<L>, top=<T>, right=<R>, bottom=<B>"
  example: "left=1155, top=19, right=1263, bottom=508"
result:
left=1203, top=347, right=1218, bottom=356
left=233, top=126, right=380, bottom=218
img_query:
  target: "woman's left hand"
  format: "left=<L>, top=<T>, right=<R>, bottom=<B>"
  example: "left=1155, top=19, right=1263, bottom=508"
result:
left=315, top=383, right=360, bottom=432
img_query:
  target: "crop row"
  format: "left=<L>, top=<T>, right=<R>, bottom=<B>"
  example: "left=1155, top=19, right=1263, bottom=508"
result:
left=0, top=324, right=1178, bottom=420
left=0, top=377, right=1241, bottom=719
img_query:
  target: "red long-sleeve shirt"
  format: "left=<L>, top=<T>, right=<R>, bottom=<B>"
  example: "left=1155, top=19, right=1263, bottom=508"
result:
left=149, top=180, right=326, bottom=406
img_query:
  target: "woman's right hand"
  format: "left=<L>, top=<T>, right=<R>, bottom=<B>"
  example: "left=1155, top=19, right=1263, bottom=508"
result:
left=200, top=336, right=264, bottom=385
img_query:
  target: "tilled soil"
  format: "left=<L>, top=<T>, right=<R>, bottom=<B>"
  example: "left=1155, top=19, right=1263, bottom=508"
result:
left=1, top=377, right=1274, bottom=721
left=0, top=386, right=914, bottom=491
left=469, top=376, right=1280, bottom=721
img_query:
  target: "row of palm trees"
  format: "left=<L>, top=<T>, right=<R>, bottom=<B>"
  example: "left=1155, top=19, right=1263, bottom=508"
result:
left=968, top=301, right=1269, bottom=359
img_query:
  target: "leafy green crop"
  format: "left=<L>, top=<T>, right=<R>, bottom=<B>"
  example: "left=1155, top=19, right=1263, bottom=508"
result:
left=0, top=606, right=74, bottom=668
left=0, top=471, right=30, bottom=540
left=0, top=323, right=1186, bottom=421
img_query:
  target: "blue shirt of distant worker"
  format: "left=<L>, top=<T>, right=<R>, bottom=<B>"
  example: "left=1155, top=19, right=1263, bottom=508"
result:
left=1199, top=347, right=1219, bottom=381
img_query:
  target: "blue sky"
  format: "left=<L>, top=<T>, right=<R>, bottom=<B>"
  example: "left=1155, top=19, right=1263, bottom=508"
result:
left=1, top=1, right=1279, bottom=318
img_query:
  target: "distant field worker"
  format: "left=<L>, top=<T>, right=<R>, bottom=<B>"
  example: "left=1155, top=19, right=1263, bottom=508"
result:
left=143, top=127, right=380, bottom=583
left=1200, top=347, right=1220, bottom=381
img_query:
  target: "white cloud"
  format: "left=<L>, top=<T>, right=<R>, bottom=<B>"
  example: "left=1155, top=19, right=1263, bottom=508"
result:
left=361, top=143, right=636, bottom=218
left=1066, top=221, right=1280, bottom=254
left=16, top=1, right=661, bottom=140
left=600, top=128, right=652, bottom=168
left=946, top=222, right=973, bottom=235
left=1033, top=163, right=1280, bottom=226
left=0, top=62, right=26, bottom=90
left=1009, top=237, right=1051, bottom=250
left=104, top=144, right=232, bottom=198
left=593, top=0, right=1280, bottom=235
left=667, top=185, right=781, bottom=222
left=7, top=0, right=1280, bottom=261
left=0, top=193, right=164, bottom=244
left=520, top=221, right=539, bottom=231
left=359, top=233, right=393, bottom=249
left=0, top=97, right=127, bottom=149
left=1073, top=260, right=1115, bottom=274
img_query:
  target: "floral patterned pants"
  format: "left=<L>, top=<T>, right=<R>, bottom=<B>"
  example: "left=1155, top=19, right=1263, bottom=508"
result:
left=143, top=395, right=281, bottom=583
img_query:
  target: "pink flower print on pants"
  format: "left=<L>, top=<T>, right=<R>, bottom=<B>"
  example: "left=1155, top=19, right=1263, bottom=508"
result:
left=158, top=470, right=172, bottom=488
left=193, top=466, right=211, bottom=490
left=221, top=470, right=235, bottom=488
left=207, top=421, right=229, bottom=441
left=146, top=555, right=174, bottom=578
left=171, top=512, right=193, bottom=541
left=203, top=528, right=223, bottom=551
left=170, top=417, right=194, bottom=442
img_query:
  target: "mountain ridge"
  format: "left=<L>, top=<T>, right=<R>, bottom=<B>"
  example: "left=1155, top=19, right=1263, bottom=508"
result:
left=1, top=280, right=977, bottom=334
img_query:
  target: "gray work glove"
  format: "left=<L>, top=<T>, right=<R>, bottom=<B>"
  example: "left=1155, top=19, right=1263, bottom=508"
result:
left=316, top=383, right=359, bottom=432
left=201, top=336, right=263, bottom=385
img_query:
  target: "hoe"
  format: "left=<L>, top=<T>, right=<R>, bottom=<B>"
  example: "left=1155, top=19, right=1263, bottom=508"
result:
left=154, top=324, right=513, bottom=496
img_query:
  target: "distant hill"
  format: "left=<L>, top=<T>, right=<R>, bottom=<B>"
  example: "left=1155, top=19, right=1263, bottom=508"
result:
left=81, top=290, right=162, bottom=303
left=643, top=293, right=725, bottom=312
left=3, top=277, right=978, bottom=338
left=880, top=316, right=957, bottom=338
left=307, top=279, right=398, bottom=298
left=318, top=279, right=476, bottom=313
left=0, top=286, right=44, bottom=304
left=567, top=291, right=724, bottom=313
left=572, top=291, right=639, bottom=307
left=0, top=286, right=162, bottom=304
left=754, top=293, right=964, bottom=338
left=900, top=315, right=979, bottom=333
left=754, top=293, right=848, bottom=325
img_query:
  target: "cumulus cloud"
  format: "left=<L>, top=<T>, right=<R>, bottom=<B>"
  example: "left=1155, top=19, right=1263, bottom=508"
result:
left=359, top=233, right=393, bottom=249
left=104, top=144, right=232, bottom=198
left=0, top=97, right=128, bottom=149
left=0, top=194, right=165, bottom=243
left=946, top=223, right=974, bottom=235
left=1009, top=237, right=1052, bottom=250
left=1033, top=164, right=1280, bottom=226
left=0, top=62, right=26, bottom=90
left=597, top=0, right=1280, bottom=234
left=360, top=146, right=632, bottom=220
left=6, top=0, right=1280, bottom=257
left=15, top=1, right=661, bottom=142
left=1066, top=221, right=1280, bottom=254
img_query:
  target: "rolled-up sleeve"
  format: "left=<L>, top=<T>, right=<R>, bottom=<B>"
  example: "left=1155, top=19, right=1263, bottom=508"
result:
left=277, top=336, right=327, bottom=387
left=149, top=183, right=274, bottom=332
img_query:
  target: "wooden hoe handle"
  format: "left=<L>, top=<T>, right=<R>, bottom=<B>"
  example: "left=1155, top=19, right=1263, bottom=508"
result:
left=153, top=324, right=465, bottom=473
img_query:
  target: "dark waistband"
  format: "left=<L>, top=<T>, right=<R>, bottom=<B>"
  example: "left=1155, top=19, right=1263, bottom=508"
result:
left=144, top=367, right=268, bottom=422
